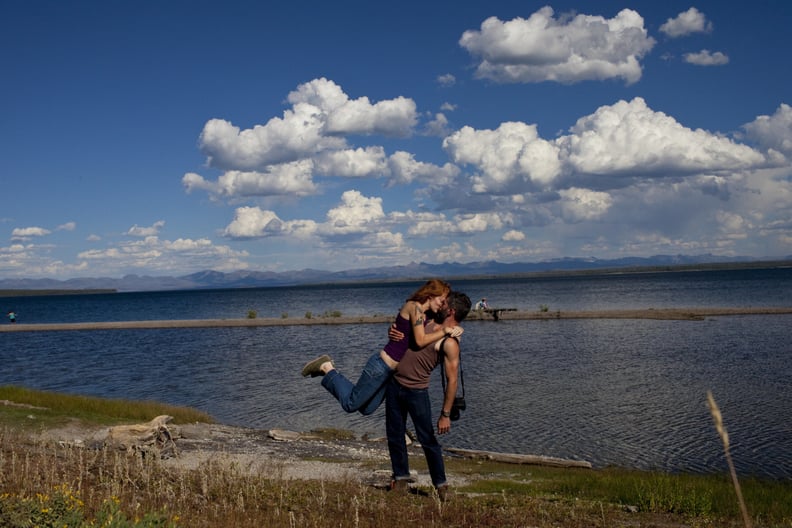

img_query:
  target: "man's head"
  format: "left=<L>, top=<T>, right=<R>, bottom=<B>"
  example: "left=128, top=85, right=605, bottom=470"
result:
left=434, top=291, right=471, bottom=324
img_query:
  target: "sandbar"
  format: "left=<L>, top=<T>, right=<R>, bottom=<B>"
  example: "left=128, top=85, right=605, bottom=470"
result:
left=2, top=307, right=791, bottom=332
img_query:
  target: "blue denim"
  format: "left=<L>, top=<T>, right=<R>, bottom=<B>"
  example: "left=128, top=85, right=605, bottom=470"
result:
left=321, top=352, right=392, bottom=415
left=385, top=377, right=447, bottom=488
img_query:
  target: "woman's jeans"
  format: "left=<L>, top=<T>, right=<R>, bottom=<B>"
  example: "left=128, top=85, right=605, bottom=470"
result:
left=385, top=377, right=447, bottom=488
left=321, top=351, right=392, bottom=415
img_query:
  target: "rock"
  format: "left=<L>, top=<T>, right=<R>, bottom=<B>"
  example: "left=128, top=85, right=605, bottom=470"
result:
left=106, top=415, right=177, bottom=458
left=267, top=428, right=302, bottom=441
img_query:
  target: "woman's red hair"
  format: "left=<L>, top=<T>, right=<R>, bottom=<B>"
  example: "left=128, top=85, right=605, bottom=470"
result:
left=407, top=279, right=451, bottom=303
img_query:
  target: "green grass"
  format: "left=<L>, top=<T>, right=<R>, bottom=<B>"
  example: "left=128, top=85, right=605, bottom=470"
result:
left=446, top=455, right=792, bottom=523
left=0, top=385, right=214, bottom=429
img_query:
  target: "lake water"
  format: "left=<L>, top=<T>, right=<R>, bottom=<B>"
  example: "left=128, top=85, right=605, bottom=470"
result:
left=2, top=268, right=791, bottom=478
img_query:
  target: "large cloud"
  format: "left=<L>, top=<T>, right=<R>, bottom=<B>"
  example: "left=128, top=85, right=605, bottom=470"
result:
left=198, top=104, right=343, bottom=171
left=559, top=98, right=767, bottom=178
left=198, top=78, right=416, bottom=172
left=459, top=6, right=655, bottom=84
left=443, top=121, right=562, bottom=194
left=185, top=78, right=425, bottom=199
left=442, top=98, right=770, bottom=199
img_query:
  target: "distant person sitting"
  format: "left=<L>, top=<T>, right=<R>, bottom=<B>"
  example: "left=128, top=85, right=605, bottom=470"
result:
left=475, top=298, right=488, bottom=310
left=7, top=310, right=17, bottom=323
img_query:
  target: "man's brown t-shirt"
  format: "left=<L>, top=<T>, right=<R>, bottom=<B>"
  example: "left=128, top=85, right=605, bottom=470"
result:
left=393, top=321, right=443, bottom=390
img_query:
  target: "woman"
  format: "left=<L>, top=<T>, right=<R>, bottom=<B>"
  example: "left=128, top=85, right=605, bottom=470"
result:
left=301, top=279, right=463, bottom=415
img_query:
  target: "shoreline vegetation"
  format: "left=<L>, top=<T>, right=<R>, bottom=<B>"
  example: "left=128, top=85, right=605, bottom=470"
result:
left=2, top=306, right=792, bottom=332
left=2, top=387, right=792, bottom=527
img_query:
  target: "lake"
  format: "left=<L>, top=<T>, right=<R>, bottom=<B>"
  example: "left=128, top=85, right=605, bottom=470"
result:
left=2, top=267, right=791, bottom=478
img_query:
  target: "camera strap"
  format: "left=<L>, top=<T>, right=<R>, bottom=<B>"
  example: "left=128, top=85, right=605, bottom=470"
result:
left=439, top=337, right=465, bottom=398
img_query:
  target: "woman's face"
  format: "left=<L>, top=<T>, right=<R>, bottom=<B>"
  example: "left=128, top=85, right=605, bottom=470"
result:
left=428, top=293, right=448, bottom=313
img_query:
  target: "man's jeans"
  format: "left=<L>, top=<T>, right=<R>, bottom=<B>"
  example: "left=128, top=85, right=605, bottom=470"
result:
left=321, top=351, right=391, bottom=415
left=385, top=377, right=447, bottom=488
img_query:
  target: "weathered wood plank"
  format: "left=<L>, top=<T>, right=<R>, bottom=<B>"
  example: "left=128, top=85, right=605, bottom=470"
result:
left=445, top=447, right=592, bottom=468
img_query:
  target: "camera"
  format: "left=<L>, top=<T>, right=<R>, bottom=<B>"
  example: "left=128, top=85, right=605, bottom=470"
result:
left=449, top=396, right=466, bottom=421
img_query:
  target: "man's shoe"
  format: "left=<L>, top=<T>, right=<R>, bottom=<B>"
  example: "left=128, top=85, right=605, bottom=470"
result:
left=301, top=355, right=332, bottom=377
left=436, top=484, right=453, bottom=502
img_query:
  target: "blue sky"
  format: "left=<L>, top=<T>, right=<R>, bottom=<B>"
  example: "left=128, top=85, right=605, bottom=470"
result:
left=2, top=1, right=791, bottom=280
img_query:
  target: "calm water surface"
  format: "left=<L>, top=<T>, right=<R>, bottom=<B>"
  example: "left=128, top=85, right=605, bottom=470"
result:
left=2, top=269, right=791, bottom=478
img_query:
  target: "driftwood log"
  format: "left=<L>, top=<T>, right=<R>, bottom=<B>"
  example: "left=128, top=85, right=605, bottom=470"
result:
left=106, top=415, right=177, bottom=458
left=445, top=447, right=592, bottom=469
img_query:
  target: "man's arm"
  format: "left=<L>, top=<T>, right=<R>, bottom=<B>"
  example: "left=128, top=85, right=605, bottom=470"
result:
left=388, top=324, right=405, bottom=342
left=437, top=337, right=460, bottom=435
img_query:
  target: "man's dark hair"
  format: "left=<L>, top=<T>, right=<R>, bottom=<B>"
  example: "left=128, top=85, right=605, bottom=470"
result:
left=447, top=291, right=471, bottom=322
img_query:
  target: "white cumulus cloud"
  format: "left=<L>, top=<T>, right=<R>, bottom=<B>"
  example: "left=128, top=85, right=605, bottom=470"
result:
left=287, top=78, right=417, bottom=137
left=443, top=121, right=563, bottom=193
left=559, top=188, right=613, bottom=222
left=742, top=103, right=792, bottom=157
left=660, top=7, right=713, bottom=38
left=684, top=50, right=729, bottom=66
left=223, top=207, right=289, bottom=239
left=198, top=104, right=343, bottom=171
left=558, top=98, right=766, bottom=179
left=321, top=190, right=386, bottom=235
left=314, top=147, right=388, bottom=178
left=459, top=6, right=655, bottom=85
left=387, top=151, right=460, bottom=187
left=11, top=226, right=52, bottom=239
left=188, top=78, right=422, bottom=201
left=407, top=211, right=507, bottom=236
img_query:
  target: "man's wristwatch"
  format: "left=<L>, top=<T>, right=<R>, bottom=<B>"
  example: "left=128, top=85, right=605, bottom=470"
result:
left=440, top=410, right=451, bottom=418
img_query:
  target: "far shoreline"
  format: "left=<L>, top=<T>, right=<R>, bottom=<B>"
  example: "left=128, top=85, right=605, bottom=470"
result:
left=2, top=306, right=792, bottom=332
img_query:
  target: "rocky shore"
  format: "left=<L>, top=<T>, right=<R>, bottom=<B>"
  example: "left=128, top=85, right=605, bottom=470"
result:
left=36, top=418, right=468, bottom=488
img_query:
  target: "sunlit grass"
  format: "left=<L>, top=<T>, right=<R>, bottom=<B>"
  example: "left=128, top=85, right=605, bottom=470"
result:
left=0, top=385, right=213, bottom=429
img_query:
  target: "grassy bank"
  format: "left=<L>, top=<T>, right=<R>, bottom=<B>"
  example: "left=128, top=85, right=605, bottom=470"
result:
left=1, top=386, right=791, bottom=527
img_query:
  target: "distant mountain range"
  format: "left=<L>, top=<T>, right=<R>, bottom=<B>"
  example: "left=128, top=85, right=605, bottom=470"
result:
left=1, top=254, right=790, bottom=293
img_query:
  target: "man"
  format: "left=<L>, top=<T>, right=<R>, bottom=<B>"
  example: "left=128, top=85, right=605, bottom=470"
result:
left=385, top=291, right=471, bottom=501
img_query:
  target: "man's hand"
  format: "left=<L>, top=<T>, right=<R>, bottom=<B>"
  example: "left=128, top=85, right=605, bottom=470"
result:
left=388, top=323, right=405, bottom=342
left=437, top=415, right=451, bottom=434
